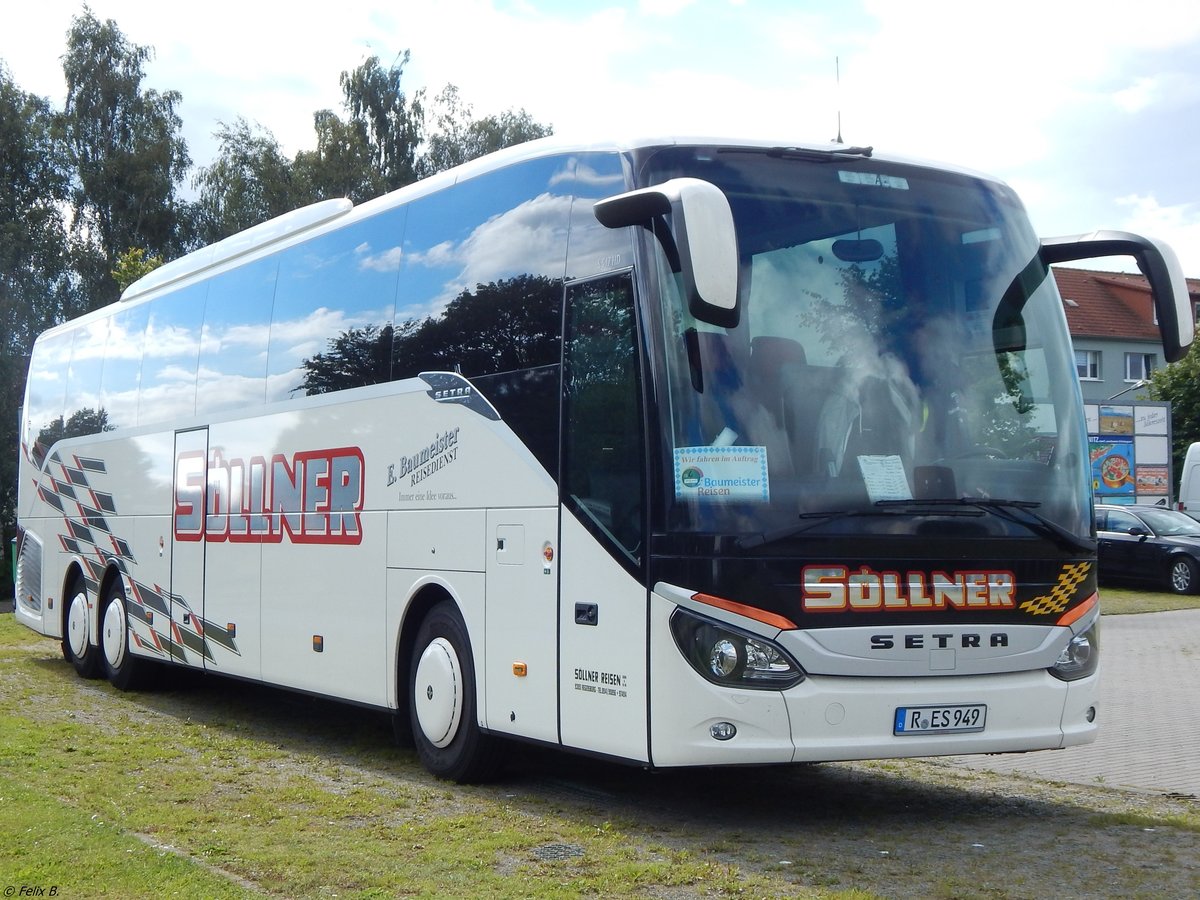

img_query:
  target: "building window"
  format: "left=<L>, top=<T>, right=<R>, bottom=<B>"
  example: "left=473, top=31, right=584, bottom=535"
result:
left=1125, top=352, right=1156, bottom=382
left=1075, top=349, right=1100, bottom=380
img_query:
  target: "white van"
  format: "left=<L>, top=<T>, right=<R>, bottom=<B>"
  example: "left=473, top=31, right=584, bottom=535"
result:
left=1178, top=442, right=1200, bottom=519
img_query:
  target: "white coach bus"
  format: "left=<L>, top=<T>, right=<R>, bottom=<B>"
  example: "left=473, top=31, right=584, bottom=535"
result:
left=13, top=136, right=1193, bottom=782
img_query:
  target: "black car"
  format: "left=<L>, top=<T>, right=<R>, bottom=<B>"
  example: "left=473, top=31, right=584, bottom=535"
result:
left=1095, top=504, right=1200, bottom=594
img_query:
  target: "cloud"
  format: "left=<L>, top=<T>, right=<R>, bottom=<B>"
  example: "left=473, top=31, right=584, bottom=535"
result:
left=356, top=243, right=404, bottom=272
left=405, top=191, right=574, bottom=315
left=1116, top=193, right=1200, bottom=276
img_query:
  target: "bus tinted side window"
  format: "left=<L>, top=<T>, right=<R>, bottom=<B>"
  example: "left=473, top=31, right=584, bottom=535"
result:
left=393, top=156, right=574, bottom=476
left=139, top=282, right=207, bottom=426
left=565, top=151, right=632, bottom=281
left=267, top=207, right=405, bottom=401
left=100, top=302, right=149, bottom=431
left=562, top=272, right=645, bottom=566
left=25, top=330, right=74, bottom=467
left=197, top=256, right=277, bottom=415
left=62, top=317, right=110, bottom=440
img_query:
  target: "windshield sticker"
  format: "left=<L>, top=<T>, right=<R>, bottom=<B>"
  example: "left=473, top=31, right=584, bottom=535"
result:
left=674, top=446, right=769, bottom=502
left=838, top=170, right=909, bottom=190
left=857, top=455, right=912, bottom=502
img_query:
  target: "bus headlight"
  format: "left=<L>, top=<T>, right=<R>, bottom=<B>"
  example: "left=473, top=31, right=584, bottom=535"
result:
left=1050, top=621, right=1099, bottom=681
left=670, top=608, right=805, bottom=690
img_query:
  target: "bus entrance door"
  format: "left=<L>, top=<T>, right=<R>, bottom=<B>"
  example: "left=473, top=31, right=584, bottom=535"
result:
left=170, top=427, right=208, bottom=668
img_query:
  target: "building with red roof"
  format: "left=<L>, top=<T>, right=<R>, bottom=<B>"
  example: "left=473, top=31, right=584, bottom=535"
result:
left=1053, top=267, right=1200, bottom=402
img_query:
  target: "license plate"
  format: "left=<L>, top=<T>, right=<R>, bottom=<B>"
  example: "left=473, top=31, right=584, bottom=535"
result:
left=894, top=704, right=986, bottom=735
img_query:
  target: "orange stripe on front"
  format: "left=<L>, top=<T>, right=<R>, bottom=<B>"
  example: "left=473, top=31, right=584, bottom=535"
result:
left=690, top=592, right=797, bottom=630
left=1057, top=592, right=1098, bottom=627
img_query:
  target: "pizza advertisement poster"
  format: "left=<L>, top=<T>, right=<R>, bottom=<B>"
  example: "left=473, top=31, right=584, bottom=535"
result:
left=1090, top=437, right=1135, bottom=496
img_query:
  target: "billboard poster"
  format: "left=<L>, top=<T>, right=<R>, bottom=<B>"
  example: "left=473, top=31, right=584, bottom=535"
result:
left=1090, top=437, right=1135, bottom=498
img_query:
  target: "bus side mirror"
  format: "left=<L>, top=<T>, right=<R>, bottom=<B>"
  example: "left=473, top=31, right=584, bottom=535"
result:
left=594, top=177, right=740, bottom=328
left=1040, top=231, right=1194, bottom=363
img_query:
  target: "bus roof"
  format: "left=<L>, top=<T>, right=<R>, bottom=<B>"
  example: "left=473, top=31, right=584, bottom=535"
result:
left=101, top=134, right=1002, bottom=319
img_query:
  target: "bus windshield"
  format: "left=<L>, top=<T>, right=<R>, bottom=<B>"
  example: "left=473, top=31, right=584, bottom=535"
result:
left=641, top=147, right=1089, bottom=542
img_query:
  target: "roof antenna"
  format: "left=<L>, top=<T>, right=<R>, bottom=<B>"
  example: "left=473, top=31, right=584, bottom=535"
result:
left=834, top=56, right=843, bottom=144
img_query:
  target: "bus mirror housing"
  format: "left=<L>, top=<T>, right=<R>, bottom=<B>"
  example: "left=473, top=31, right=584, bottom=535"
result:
left=1040, top=230, right=1194, bottom=363
left=594, top=177, right=740, bottom=327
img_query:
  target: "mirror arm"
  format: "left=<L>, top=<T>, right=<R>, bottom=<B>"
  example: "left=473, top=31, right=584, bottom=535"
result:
left=595, top=178, right=740, bottom=328
left=1041, top=231, right=1194, bottom=363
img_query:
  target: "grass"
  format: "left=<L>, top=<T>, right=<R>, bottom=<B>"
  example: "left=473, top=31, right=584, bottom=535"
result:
left=1098, top=585, right=1200, bottom=615
left=0, top=616, right=809, bottom=899
left=2, top=591, right=1197, bottom=898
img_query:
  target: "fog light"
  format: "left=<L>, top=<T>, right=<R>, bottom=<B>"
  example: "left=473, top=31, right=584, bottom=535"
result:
left=710, top=722, right=737, bottom=741
left=1086, top=706, right=1096, bottom=723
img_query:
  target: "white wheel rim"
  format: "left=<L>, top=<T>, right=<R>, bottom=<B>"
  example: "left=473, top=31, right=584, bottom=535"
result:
left=67, top=592, right=89, bottom=659
left=413, top=637, right=462, bottom=749
left=102, top=596, right=127, bottom=670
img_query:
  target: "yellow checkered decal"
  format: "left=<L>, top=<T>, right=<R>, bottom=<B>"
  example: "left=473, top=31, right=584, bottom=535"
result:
left=1018, top=562, right=1093, bottom=616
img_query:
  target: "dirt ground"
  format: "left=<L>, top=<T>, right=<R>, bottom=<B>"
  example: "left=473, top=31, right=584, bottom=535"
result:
left=499, top=745, right=1199, bottom=899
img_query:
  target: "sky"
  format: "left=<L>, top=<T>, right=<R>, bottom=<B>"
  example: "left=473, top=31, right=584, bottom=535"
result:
left=3, top=0, right=1200, bottom=274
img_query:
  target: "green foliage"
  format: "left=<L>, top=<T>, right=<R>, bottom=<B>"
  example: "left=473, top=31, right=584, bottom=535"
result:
left=195, top=56, right=553, bottom=242
left=299, top=275, right=563, bottom=394
left=192, top=119, right=298, bottom=244
left=340, top=52, right=423, bottom=191
left=292, top=107, right=384, bottom=204
left=110, top=246, right=162, bottom=292
left=60, top=8, right=193, bottom=310
left=420, top=84, right=552, bottom=178
left=1, top=63, right=77, bottom=599
left=0, top=64, right=75, bottom=349
left=1147, top=339, right=1200, bottom=477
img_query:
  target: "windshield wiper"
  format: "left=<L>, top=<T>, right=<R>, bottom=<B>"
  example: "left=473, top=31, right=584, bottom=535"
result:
left=736, top=510, right=867, bottom=550
left=765, top=145, right=874, bottom=162
left=875, top=497, right=1095, bottom=555
left=736, top=503, right=935, bottom=550
left=737, top=498, right=1095, bottom=554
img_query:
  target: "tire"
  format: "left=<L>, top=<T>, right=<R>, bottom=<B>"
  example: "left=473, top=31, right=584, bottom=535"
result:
left=100, top=578, right=148, bottom=690
left=61, top=576, right=101, bottom=679
left=1168, top=556, right=1199, bottom=595
left=408, top=601, right=504, bottom=783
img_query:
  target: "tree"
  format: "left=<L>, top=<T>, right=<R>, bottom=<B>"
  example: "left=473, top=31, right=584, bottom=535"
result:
left=111, top=246, right=162, bottom=292
left=299, top=275, right=562, bottom=395
left=292, top=109, right=384, bottom=204
left=193, top=118, right=298, bottom=243
left=61, top=7, right=192, bottom=309
left=0, top=64, right=75, bottom=349
left=1148, top=341, right=1200, bottom=476
left=340, top=53, right=422, bottom=192
left=1, top=63, right=76, bottom=600
left=418, top=85, right=552, bottom=178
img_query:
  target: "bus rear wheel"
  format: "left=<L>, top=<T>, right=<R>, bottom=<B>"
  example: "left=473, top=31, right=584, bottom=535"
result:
left=62, top=576, right=101, bottom=679
left=100, top=579, right=147, bottom=690
left=408, top=601, right=504, bottom=783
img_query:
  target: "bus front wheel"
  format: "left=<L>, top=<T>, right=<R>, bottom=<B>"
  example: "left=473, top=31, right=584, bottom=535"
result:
left=62, top=576, right=101, bottom=679
left=408, top=601, right=503, bottom=783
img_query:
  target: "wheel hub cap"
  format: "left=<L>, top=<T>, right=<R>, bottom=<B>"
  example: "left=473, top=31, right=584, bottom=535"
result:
left=413, top=637, right=462, bottom=748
